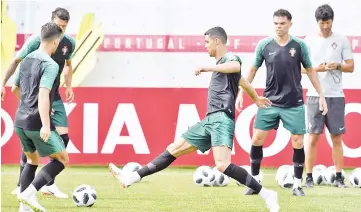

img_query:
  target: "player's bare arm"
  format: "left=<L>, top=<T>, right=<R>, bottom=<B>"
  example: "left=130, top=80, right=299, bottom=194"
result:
left=239, top=76, right=272, bottom=108
left=305, top=66, right=328, bottom=115
left=1, top=58, right=22, bottom=100
left=38, top=87, right=51, bottom=142
left=63, top=59, right=75, bottom=102
left=11, top=85, right=20, bottom=99
left=235, top=66, right=259, bottom=111
left=195, top=61, right=240, bottom=75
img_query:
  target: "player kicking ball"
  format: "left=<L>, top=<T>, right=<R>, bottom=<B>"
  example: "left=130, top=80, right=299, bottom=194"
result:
left=2, top=8, right=75, bottom=199
left=109, top=26, right=280, bottom=212
left=235, top=9, right=328, bottom=196
left=12, top=22, right=69, bottom=212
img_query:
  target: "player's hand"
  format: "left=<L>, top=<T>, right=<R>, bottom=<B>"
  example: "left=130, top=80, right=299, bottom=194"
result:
left=1, top=86, right=6, bottom=101
left=316, top=63, right=326, bottom=72
left=40, top=126, right=51, bottom=142
left=319, top=96, right=328, bottom=115
left=51, top=109, right=55, bottom=116
left=65, top=87, right=75, bottom=103
left=195, top=67, right=205, bottom=76
left=235, top=94, right=244, bottom=112
left=255, top=97, right=272, bottom=108
left=325, top=62, right=338, bottom=71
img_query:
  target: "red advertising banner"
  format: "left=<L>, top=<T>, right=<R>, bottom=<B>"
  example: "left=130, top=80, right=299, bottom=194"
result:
left=1, top=88, right=361, bottom=167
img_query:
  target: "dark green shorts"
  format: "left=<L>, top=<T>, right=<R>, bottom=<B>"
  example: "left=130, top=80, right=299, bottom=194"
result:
left=15, top=127, right=65, bottom=157
left=52, top=99, right=68, bottom=127
left=254, top=105, right=306, bottom=135
left=182, top=111, right=235, bottom=153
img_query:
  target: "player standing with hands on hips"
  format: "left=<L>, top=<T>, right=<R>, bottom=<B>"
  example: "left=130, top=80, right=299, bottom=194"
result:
left=235, top=9, right=328, bottom=196
left=303, top=4, right=354, bottom=188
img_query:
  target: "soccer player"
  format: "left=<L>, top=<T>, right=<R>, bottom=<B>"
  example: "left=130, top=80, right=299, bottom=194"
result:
left=303, top=4, right=354, bottom=188
left=109, top=26, right=280, bottom=212
left=12, top=22, right=69, bottom=212
left=235, top=9, right=328, bottom=196
left=2, top=7, right=75, bottom=198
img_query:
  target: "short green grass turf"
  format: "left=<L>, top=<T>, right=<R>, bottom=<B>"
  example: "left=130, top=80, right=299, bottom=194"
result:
left=2, top=165, right=361, bottom=212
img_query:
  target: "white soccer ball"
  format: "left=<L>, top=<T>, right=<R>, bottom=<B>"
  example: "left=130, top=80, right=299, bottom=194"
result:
left=212, top=167, right=230, bottom=187
left=235, top=165, right=263, bottom=186
left=275, top=165, right=294, bottom=188
left=349, top=168, right=361, bottom=188
left=122, top=162, right=142, bottom=173
left=193, top=166, right=216, bottom=187
left=323, top=166, right=346, bottom=185
left=72, top=184, right=97, bottom=207
left=312, top=164, right=327, bottom=185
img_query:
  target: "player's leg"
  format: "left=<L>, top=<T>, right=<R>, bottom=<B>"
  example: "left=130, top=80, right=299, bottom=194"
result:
left=109, top=120, right=209, bottom=188
left=304, top=96, right=325, bottom=188
left=41, top=99, right=69, bottom=198
left=11, top=151, right=27, bottom=196
left=18, top=130, right=68, bottom=212
left=245, top=107, right=279, bottom=195
left=213, top=146, right=280, bottom=211
left=280, top=105, right=307, bottom=196
left=14, top=127, right=43, bottom=212
left=208, top=112, right=279, bottom=211
left=325, top=97, right=347, bottom=188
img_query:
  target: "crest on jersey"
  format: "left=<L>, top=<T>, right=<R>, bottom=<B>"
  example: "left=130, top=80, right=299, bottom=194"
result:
left=289, top=48, right=296, bottom=57
left=62, top=46, right=68, bottom=55
left=331, top=42, right=338, bottom=49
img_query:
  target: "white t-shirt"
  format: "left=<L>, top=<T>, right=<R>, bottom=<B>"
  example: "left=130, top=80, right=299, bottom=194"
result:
left=304, top=33, right=353, bottom=97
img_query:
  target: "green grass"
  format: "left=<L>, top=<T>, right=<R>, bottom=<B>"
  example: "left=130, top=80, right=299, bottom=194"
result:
left=2, top=165, right=361, bottom=212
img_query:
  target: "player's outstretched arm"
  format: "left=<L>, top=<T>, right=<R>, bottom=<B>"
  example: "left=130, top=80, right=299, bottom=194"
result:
left=239, top=76, right=271, bottom=108
left=200, top=61, right=241, bottom=74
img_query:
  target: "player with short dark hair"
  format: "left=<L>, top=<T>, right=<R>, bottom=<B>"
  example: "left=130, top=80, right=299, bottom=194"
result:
left=108, top=26, right=280, bottom=212
left=235, top=9, right=328, bottom=196
left=303, top=4, right=354, bottom=188
left=12, top=22, right=69, bottom=212
left=2, top=7, right=76, bottom=198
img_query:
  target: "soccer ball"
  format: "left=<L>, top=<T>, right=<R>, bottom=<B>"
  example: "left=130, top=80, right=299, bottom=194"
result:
left=275, top=165, right=294, bottom=188
left=193, top=166, right=216, bottom=187
left=235, top=165, right=263, bottom=186
left=323, top=166, right=346, bottom=185
left=349, top=168, right=361, bottom=188
left=72, top=184, right=97, bottom=207
left=212, top=167, right=230, bottom=187
left=312, top=164, right=327, bottom=185
left=122, top=162, right=142, bottom=173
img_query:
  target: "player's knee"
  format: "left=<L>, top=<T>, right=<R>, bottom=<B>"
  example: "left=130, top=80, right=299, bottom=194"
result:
left=291, top=135, right=304, bottom=148
left=251, top=129, right=267, bottom=146
left=331, top=134, right=342, bottom=146
left=215, top=160, right=231, bottom=173
left=25, top=152, right=40, bottom=165
left=308, top=134, right=321, bottom=146
left=166, top=138, right=192, bottom=157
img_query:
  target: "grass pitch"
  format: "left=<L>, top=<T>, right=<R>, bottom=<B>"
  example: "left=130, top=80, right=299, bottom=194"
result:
left=2, top=165, right=361, bottom=212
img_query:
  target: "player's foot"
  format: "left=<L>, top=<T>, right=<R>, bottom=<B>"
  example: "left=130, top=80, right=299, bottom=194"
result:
left=262, top=189, right=280, bottom=212
left=19, top=203, right=34, bottom=212
left=109, top=163, right=139, bottom=188
left=12, top=186, right=20, bottom=195
left=292, top=187, right=305, bottom=196
left=40, top=184, right=68, bottom=198
left=18, top=185, right=46, bottom=212
left=303, top=177, right=314, bottom=188
left=244, top=187, right=258, bottom=195
left=334, top=178, right=348, bottom=188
